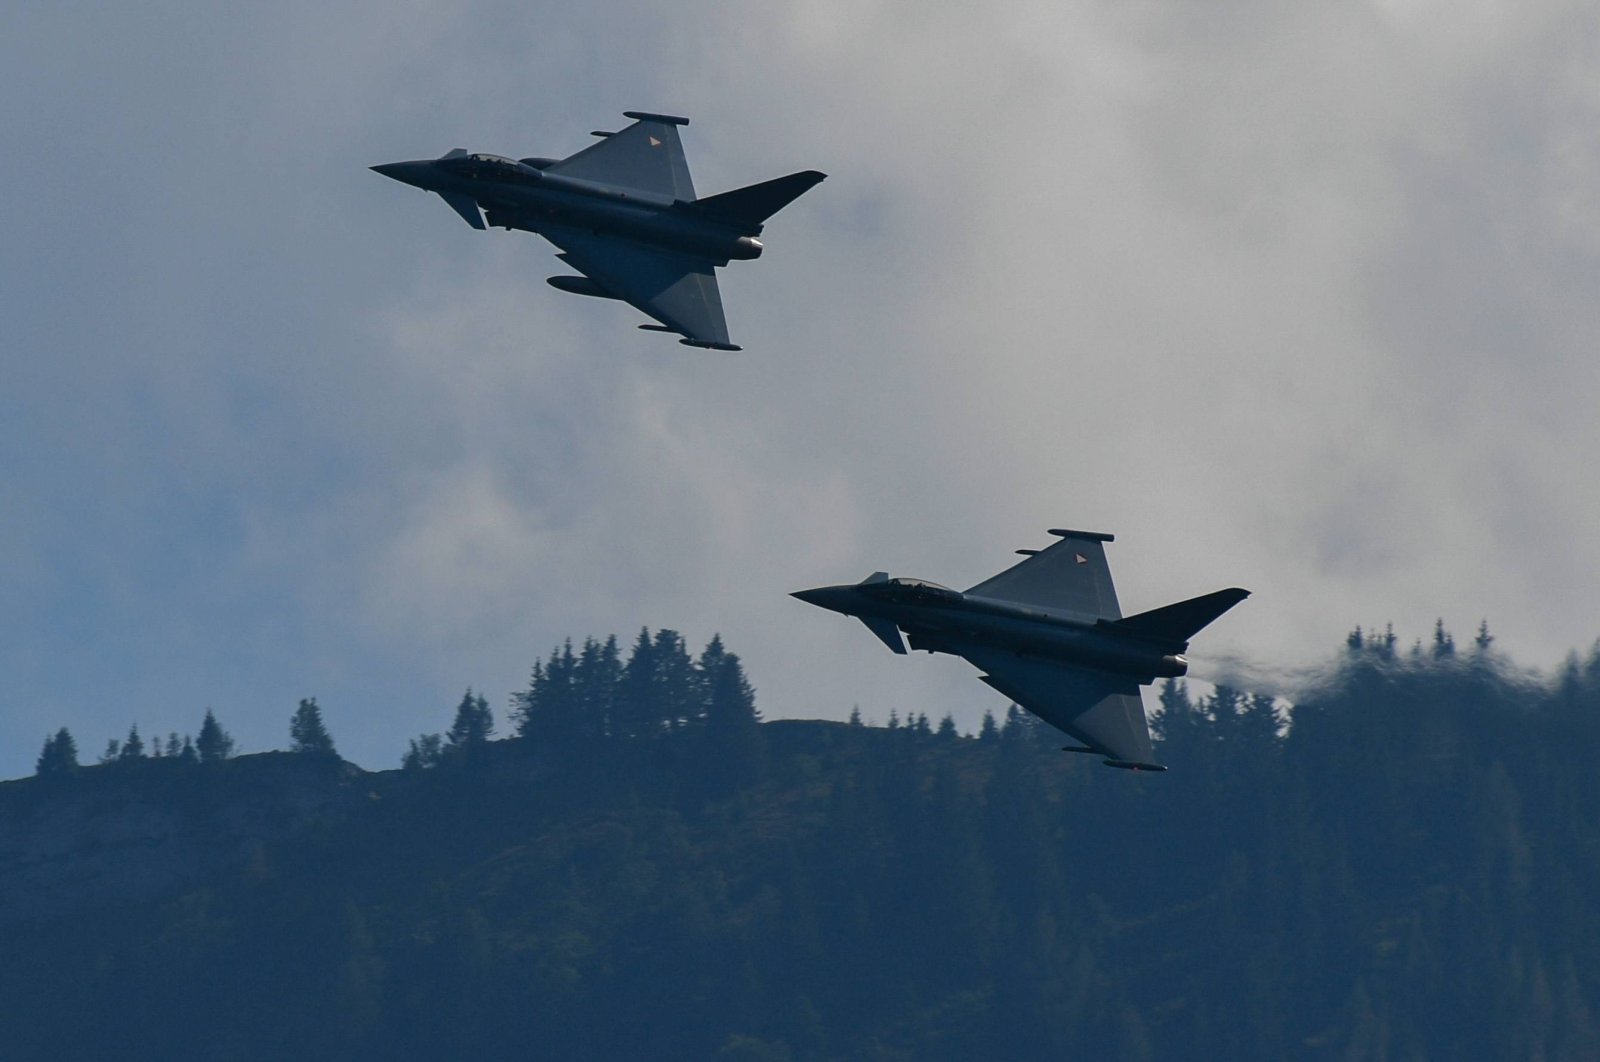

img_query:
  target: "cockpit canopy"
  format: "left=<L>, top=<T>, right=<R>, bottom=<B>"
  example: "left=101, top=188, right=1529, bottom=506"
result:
left=440, top=153, right=540, bottom=181
left=889, top=578, right=952, bottom=592
left=861, top=577, right=959, bottom=602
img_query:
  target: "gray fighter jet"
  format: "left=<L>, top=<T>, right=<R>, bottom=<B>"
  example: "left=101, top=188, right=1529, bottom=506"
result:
left=792, top=529, right=1248, bottom=771
left=372, top=111, right=824, bottom=351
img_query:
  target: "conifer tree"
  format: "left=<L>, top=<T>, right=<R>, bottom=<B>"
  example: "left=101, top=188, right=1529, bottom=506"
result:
left=574, top=636, right=621, bottom=740
left=978, top=709, right=999, bottom=743
left=402, top=733, right=444, bottom=770
left=196, top=709, right=235, bottom=763
left=701, top=635, right=760, bottom=733
left=1474, top=619, right=1494, bottom=654
left=936, top=714, right=958, bottom=740
left=510, top=659, right=544, bottom=739
left=179, top=735, right=198, bottom=763
left=290, top=698, right=337, bottom=757
left=652, top=628, right=700, bottom=732
left=696, top=632, right=728, bottom=694
left=516, top=640, right=582, bottom=742
left=999, top=704, right=1023, bottom=741
left=700, top=635, right=763, bottom=789
left=1207, top=685, right=1246, bottom=742
left=848, top=705, right=864, bottom=727
left=1000, top=703, right=1043, bottom=745
left=1151, top=678, right=1199, bottom=749
left=447, top=689, right=493, bottom=750
left=546, top=640, right=579, bottom=736
left=36, top=728, right=79, bottom=776
left=119, top=725, right=146, bottom=760
left=99, top=738, right=121, bottom=764
left=616, top=627, right=659, bottom=740
left=1237, top=692, right=1282, bottom=749
left=1433, top=618, right=1456, bottom=659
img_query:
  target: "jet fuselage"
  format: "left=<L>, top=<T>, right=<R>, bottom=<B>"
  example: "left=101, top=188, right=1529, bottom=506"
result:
left=371, top=155, right=763, bottom=264
left=792, top=580, right=1189, bottom=682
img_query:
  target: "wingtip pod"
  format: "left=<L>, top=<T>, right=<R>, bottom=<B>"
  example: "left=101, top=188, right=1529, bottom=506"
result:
left=642, top=327, right=740, bottom=351
left=1047, top=528, right=1115, bottom=543
left=623, top=110, right=690, bottom=126
left=1102, top=759, right=1168, bottom=772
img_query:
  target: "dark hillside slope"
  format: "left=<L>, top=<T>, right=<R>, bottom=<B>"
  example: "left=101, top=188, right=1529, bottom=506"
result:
left=1, top=660, right=1598, bottom=1061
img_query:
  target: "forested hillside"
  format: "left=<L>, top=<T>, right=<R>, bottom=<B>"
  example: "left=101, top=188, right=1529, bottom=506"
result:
left=2, top=625, right=1597, bottom=1061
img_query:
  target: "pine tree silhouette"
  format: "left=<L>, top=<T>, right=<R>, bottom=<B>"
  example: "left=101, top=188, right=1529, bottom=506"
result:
left=290, top=698, right=337, bottom=757
left=35, top=728, right=79, bottom=777
left=196, top=709, right=235, bottom=763
left=446, top=689, right=493, bottom=751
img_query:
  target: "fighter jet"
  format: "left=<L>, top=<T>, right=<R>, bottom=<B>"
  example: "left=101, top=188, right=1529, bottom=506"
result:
left=371, top=111, right=825, bottom=351
left=792, top=529, right=1248, bottom=771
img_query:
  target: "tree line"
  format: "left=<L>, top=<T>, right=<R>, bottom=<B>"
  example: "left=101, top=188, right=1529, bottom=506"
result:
left=28, top=627, right=764, bottom=780
left=35, top=700, right=329, bottom=778
left=25, top=616, right=1588, bottom=785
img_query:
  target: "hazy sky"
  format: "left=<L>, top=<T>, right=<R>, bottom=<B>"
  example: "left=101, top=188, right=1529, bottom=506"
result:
left=5, top=1, right=1598, bottom=778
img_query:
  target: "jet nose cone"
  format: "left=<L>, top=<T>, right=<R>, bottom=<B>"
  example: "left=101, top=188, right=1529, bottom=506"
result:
left=791, top=585, right=853, bottom=613
left=370, top=161, right=431, bottom=188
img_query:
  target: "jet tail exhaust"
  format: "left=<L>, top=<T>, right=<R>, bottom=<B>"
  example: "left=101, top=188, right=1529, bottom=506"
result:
left=687, top=170, right=826, bottom=229
left=1111, top=588, right=1250, bottom=648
